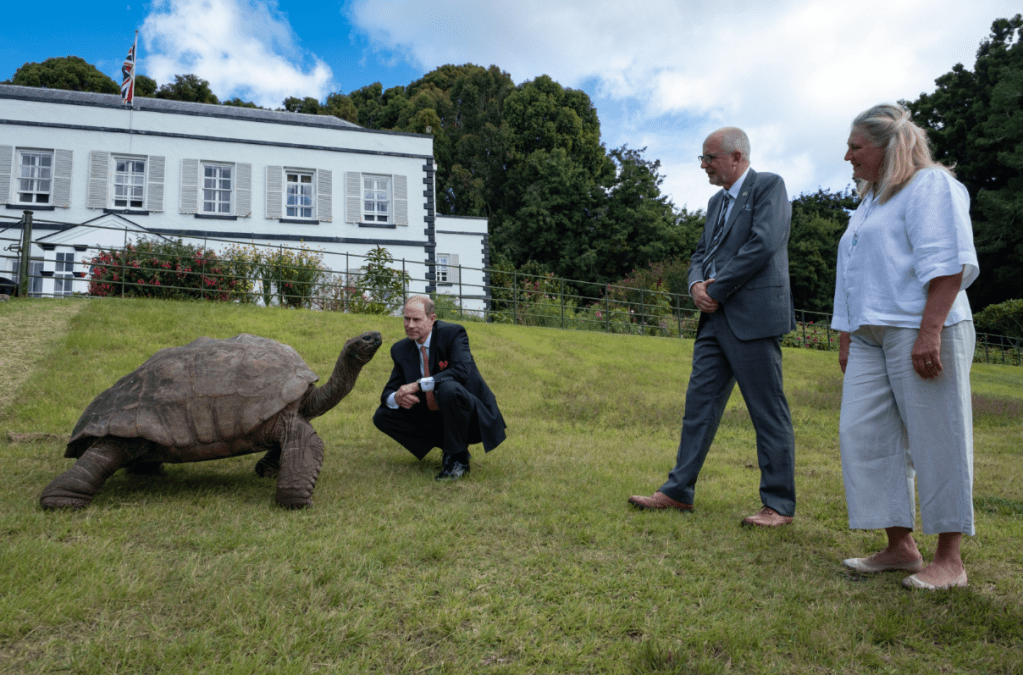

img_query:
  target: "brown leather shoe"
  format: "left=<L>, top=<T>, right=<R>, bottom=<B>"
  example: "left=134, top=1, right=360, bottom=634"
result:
left=628, top=491, right=694, bottom=511
left=741, top=506, right=793, bottom=527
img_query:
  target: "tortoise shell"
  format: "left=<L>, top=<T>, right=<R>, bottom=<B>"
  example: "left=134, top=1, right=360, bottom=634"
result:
left=66, top=334, right=318, bottom=458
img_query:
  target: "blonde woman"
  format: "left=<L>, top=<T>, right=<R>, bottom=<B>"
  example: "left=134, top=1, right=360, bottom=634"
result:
left=833, top=103, right=978, bottom=590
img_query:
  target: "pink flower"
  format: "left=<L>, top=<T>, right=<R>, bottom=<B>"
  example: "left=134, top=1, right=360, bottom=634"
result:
left=439, top=361, right=448, bottom=370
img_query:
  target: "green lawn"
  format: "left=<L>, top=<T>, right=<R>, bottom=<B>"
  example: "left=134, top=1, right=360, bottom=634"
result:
left=1, top=298, right=1021, bottom=674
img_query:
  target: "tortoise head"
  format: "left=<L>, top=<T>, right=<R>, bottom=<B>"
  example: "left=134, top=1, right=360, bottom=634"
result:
left=343, top=331, right=383, bottom=366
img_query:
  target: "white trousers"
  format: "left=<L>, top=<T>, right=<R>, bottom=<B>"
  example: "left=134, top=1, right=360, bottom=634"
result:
left=840, top=321, right=975, bottom=535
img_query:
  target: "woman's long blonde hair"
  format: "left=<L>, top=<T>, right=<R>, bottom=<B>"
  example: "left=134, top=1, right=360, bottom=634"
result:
left=851, top=103, right=954, bottom=204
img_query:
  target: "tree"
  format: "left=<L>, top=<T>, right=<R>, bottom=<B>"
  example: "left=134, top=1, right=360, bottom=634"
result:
left=786, top=188, right=857, bottom=313
left=322, top=92, right=358, bottom=123
left=594, top=146, right=685, bottom=283
left=4, top=56, right=118, bottom=94
left=492, top=75, right=614, bottom=279
left=222, top=97, right=260, bottom=108
left=155, top=74, right=219, bottom=104
left=283, top=96, right=321, bottom=114
left=135, top=74, right=157, bottom=97
left=905, top=14, right=1023, bottom=311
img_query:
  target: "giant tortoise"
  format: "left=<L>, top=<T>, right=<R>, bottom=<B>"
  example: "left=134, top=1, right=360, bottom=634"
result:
left=39, top=331, right=382, bottom=509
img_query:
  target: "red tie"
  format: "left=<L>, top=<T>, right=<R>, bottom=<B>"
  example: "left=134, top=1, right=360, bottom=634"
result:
left=420, top=345, right=439, bottom=411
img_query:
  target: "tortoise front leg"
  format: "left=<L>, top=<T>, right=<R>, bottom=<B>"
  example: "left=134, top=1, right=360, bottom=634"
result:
left=254, top=448, right=281, bottom=478
left=39, top=439, right=134, bottom=510
left=274, top=421, right=324, bottom=509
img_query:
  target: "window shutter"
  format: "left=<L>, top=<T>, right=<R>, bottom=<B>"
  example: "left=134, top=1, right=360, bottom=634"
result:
left=236, top=162, right=252, bottom=217
left=52, top=149, right=73, bottom=208
left=180, top=159, right=199, bottom=214
left=317, top=169, right=332, bottom=222
left=345, top=171, right=361, bottom=223
left=393, top=174, right=408, bottom=225
left=266, top=166, right=283, bottom=219
left=146, top=156, right=166, bottom=212
left=0, top=145, right=13, bottom=205
left=449, top=254, right=460, bottom=285
left=87, top=151, right=109, bottom=209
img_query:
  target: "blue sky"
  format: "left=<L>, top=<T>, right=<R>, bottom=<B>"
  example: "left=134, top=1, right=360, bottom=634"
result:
left=2, top=0, right=1019, bottom=211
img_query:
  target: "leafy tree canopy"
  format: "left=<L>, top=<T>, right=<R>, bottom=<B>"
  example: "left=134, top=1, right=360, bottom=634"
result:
left=155, top=74, right=219, bottom=104
left=905, top=14, right=1023, bottom=311
left=222, top=97, right=261, bottom=108
left=134, top=74, right=157, bottom=97
left=4, top=56, right=119, bottom=94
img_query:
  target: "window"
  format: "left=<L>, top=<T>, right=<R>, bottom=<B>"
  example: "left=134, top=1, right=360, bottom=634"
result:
left=434, top=253, right=459, bottom=286
left=181, top=159, right=248, bottom=217
left=363, top=175, right=390, bottom=222
left=345, top=172, right=405, bottom=225
left=17, top=150, right=53, bottom=204
left=11, top=259, right=43, bottom=297
left=88, top=152, right=164, bottom=212
left=54, top=252, right=75, bottom=296
left=436, top=254, right=449, bottom=283
left=113, top=157, right=146, bottom=209
left=286, top=171, right=314, bottom=219
left=202, top=163, right=233, bottom=214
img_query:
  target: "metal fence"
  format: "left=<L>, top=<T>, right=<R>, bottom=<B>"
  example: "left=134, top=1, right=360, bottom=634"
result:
left=2, top=211, right=1020, bottom=367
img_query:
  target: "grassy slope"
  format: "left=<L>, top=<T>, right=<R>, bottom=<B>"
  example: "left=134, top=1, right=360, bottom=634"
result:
left=0, top=299, right=1020, bottom=675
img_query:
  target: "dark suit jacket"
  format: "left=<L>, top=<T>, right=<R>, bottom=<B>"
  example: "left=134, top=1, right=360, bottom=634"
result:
left=380, top=320, right=506, bottom=452
left=688, top=169, right=797, bottom=341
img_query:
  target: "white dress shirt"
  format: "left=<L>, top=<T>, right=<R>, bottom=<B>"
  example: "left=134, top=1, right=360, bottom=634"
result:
left=831, top=168, right=979, bottom=333
left=386, top=331, right=436, bottom=409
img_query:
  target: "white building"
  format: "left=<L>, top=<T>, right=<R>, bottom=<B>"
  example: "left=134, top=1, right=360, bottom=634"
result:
left=0, top=84, right=491, bottom=309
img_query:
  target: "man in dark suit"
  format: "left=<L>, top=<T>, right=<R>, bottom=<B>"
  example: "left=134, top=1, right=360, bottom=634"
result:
left=373, top=295, right=506, bottom=480
left=628, top=127, right=797, bottom=527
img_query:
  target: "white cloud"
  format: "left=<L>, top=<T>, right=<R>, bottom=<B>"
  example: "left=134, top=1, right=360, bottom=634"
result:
left=348, top=0, right=1020, bottom=208
left=141, top=0, right=332, bottom=108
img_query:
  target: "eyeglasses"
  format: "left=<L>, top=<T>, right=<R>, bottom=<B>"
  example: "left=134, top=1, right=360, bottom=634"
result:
left=697, top=154, right=719, bottom=164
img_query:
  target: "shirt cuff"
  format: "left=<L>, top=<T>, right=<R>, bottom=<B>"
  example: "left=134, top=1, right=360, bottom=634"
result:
left=418, top=377, right=435, bottom=392
left=386, top=392, right=398, bottom=409
left=689, top=280, right=704, bottom=295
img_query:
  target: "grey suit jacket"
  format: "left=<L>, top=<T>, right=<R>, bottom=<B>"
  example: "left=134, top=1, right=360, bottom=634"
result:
left=688, top=169, right=797, bottom=341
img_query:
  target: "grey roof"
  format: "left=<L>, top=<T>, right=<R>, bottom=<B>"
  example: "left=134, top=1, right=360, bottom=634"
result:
left=0, top=84, right=425, bottom=138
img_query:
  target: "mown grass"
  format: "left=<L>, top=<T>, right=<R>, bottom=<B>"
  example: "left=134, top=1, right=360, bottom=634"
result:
left=1, top=298, right=1021, bottom=674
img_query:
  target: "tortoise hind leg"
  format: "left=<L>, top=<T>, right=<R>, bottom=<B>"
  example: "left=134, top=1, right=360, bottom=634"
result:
left=39, top=438, right=139, bottom=510
left=275, top=421, right=324, bottom=509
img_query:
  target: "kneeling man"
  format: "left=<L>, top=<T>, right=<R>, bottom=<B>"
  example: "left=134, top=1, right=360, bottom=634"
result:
left=373, top=295, right=506, bottom=479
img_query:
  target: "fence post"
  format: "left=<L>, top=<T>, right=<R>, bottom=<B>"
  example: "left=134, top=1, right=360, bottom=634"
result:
left=597, top=290, right=605, bottom=335
left=677, top=292, right=683, bottom=338
left=513, top=269, right=518, bottom=326
left=120, top=228, right=128, bottom=298
left=402, top=257, right=408, bottom=310
left=458, top=264, right=463, bottom=319
left=560, top=276, right=565, bottom=330
left=640, top=288, right=646, bottom=335
left=17, top=211, right=33, bottom=297
left=800, top=309, right=806, bottom=347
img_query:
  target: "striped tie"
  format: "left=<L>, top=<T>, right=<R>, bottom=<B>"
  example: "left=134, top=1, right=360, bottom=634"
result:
left=703, top=192, right=732, bottom=279
left=420, top=345, right=439, bottom=411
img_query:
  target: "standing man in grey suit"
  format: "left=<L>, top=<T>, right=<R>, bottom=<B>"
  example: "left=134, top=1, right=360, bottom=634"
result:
left=628, top=127, right=797, bottom=527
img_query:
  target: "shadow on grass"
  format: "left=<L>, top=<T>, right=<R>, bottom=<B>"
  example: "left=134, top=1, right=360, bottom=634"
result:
left=90, top=464, right=274, bottom=508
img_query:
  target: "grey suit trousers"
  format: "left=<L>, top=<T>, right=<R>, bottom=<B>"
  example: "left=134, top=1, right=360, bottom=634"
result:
left=660, top=311, right=796, bottom=516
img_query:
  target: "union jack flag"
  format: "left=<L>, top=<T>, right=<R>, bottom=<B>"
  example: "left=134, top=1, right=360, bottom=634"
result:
left=121, top=34, right=137, bottom=104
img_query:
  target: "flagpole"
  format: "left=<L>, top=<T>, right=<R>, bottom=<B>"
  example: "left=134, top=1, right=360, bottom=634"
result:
left=126, top=30, right=138, bottom=152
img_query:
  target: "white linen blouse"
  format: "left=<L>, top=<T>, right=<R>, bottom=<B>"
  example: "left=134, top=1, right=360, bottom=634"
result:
left=831, top=168, right=979, bottom=333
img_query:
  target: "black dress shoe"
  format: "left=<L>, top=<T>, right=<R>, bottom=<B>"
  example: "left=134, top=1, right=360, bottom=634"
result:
left=436, top=459, right=470, bottom=480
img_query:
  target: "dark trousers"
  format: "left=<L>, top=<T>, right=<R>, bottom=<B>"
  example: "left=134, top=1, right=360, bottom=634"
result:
left=659, top=310, right=796, bottom=516
left=373, top=380, right=478, bottom=462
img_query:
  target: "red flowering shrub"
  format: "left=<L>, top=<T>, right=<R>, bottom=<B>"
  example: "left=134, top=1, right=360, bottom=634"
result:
left=87, top=238, right=247, bottom=301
